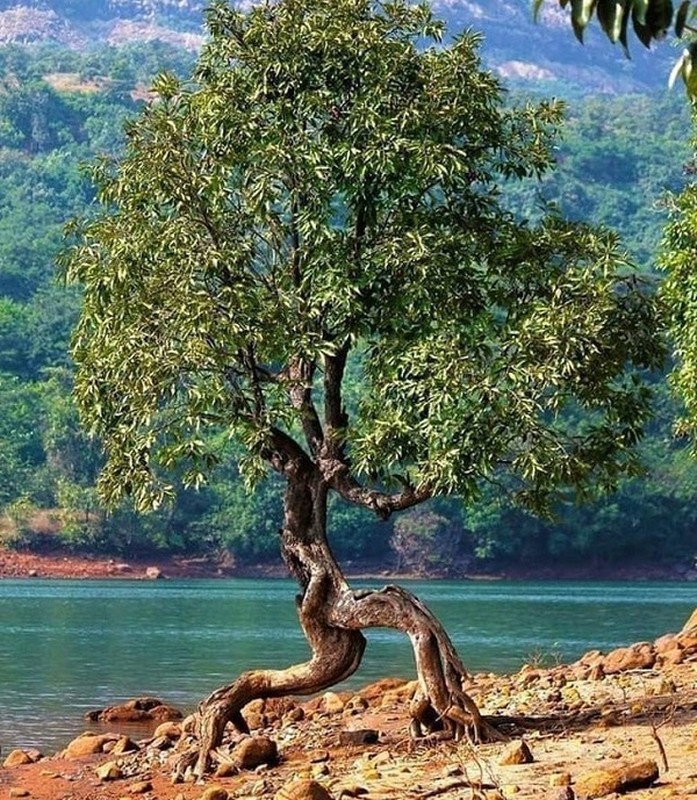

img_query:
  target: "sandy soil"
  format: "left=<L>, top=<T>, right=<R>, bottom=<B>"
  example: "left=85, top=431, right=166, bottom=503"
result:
left=0, top=550, right=241, bottom=580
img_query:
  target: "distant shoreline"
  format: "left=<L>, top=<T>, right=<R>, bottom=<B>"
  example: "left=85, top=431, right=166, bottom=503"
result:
left=0, top=547, right=694, bottom=582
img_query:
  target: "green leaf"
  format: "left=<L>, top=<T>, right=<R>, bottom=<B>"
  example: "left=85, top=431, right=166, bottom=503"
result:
left=596, top=0, right=625, bottom=42
left=675, top=0, right=691, bottom=35
left=645, top=0, right=675, bottom=39
left=571, top=0, right=598, bottom=41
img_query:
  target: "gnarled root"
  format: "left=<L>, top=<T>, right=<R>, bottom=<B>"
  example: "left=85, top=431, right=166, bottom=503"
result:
left=332, top=584, right=506, bottom=745
left=173, top=624, right=366, bottom=778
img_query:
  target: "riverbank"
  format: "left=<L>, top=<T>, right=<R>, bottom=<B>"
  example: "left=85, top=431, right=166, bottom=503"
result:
left=2, top=611, right=697, bottom=800
left=0, top=548, right=694, bottom=581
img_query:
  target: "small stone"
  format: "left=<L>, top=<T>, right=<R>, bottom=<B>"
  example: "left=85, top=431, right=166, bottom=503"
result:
left=552, top=788, right=575, bottom=800
left=251, top=779, right=273, bottom=796
left=215, top=762, right=237, bottom=778
left=199, top=788, right=229, bottom=800
left=338, top=729, right=379, bottom=746
left=232, top=736, right=278, bottom=769
left=9, top=790, right=30, bottom=798
left=309, top=750, right=330, bottom=763
left=284, top=706, right=305, bottom=723
left=321, top=692, right=345, bottom=714
left=145, top=566, right=163, bottom=579
left=128, top=780, right=153, bottom=794
left=150, top=735, right=174, bottom=750
left=95, top=760, right=123, bottom=781
left=550, top=773, right=572, bottom=787
left=498, top=739, right=534, bottom=766
left=274, top=778, right=333, bottom=800
left=154, top=721, right=182, bottom=739
left=111, top=736, right=139, bottom=755
left=3, top=750, right=34, bottom=767
left=338, top=785, right=368, bottom=797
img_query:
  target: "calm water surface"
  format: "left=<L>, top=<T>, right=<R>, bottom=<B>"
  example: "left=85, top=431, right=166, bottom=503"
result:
left=0, top=578, right=695, bottom=752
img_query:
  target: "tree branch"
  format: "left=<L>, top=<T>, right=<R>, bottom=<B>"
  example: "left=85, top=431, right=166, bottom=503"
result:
left=320, top=457, right=432, bottom=519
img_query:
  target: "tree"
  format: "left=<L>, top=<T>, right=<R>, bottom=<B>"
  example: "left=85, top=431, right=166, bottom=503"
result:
left=62, top=0, right=664, bottom=775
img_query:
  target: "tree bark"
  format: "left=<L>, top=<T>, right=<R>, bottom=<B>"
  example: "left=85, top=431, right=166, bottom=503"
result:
left=186, top=468, right=496, bottom=777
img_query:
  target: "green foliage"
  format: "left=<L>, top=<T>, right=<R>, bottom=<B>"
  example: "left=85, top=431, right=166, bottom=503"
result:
left=62, top=0, right=662, bottom=552
left=659, top=110, right=697, bottom=443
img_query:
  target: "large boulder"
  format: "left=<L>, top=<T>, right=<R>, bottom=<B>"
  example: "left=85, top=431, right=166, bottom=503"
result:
left=86, top=696, right=182, bottom=723
left=602, top=643, right=655, bottom=674
left=3, top=750, right=37, bottom=767
left=232, top=736, right=278, bottom=769
left=575, top=759, right=659, bottom=798
left=63, top=732, right=118, bottom=758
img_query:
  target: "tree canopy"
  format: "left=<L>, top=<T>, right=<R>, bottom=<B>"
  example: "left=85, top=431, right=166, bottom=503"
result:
left=63, top=0, right=664, bottom=524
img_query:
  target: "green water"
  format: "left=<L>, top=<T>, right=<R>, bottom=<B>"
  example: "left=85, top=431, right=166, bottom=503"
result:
left=1, top=578, right=694, bottom=752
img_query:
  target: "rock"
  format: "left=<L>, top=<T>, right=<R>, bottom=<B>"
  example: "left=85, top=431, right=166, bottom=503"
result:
left=111, top=736, right=139, bottom=755
left=232, top=736, right=278, bottom=769
left=145, top=566, right=163, bottom=579
left=602, top=643, right=655, bottom=674
left=343, top=696, right=369, bottom=716
left=551, top=789, right=575, bottom=800
left=199, top=788, right=229, bottom=800
left=114, top=562, right=132, bottom=573
left=588, top=663, right=605, bottom=681
left=575, top=759, right=659, bottom=798
left=9, top=790, right=30, bottom=798
left=338, top=785, right=368, bottom=797
left=128, top=780, right=153, bottom=794
left=338, top=729, right=379, bottom=746
left=498, top=739, right=534, bottom=766
left=95, top=760, right=123, bottom=781
left=215, top=761, right=237, bottom=778
left=284, top=706, right=305, bottom=724
left=154, top=721, right=182, bottom=739
left=321, top=692, right=346, bottom=714
left=549, top=773, right=572, bottom=787
left=274, top=778, right=333, bottom=800
left=88, top=697, right=182, bottom=723
left=3, top=749, right=34, bottom=767
left=681, top=607, right=697, bottom=632
left=357, top=677, right=408, bottom=701
left=63, top=732, right=116, bottom=758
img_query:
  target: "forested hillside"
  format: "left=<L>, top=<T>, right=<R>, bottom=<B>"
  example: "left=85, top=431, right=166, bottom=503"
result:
left=0, top=30, right=694, bottom=574
left=0, top=0, right=676, bottom=95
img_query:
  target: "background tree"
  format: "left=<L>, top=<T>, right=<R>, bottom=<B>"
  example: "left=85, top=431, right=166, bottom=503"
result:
left=62, top=0, right=664, bottom=774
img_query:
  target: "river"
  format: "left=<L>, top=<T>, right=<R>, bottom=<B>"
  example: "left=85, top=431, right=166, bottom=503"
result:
left=0, top=577, right=694, bottom=753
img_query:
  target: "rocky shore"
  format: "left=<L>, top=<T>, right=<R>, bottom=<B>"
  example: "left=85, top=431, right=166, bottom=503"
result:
left=2, top=611, right=697, bottom=800
left=0, top=548, right=694, bottom=582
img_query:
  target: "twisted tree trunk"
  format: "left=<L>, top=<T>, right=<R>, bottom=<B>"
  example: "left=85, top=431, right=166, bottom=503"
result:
left=188, top=466, right=497, bottom=777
